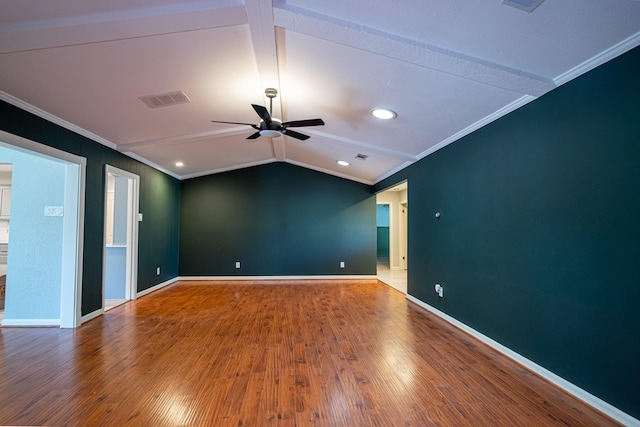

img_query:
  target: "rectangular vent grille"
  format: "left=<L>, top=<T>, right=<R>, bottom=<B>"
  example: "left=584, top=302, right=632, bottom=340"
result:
left=355, top=153, right=369, bottom=160
left=502, top=0, right=544, bottom=12
left=139, top=90, right=191, bottom=108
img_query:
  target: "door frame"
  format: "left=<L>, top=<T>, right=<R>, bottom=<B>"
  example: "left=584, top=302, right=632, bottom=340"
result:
left=102, top=165, right=140, bottom=307
left=0, top=130, right=86, bottom=328
left=399, top=202, right=408, bottom=270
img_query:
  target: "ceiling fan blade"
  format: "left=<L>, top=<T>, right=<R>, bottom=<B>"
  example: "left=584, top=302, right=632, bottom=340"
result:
left=246, top=131, right=262, bottom=140
left=251, top=104, right=272, bottom=125
left=282, top=118, right=325, bottom=128
left=282, top=129, right=310, bottom=140
left=211, top=120, right=256, bottom=126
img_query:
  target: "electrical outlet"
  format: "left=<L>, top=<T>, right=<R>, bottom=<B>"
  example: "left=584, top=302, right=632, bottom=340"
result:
left=235, top=261, right=240, bottom=269
left=156, top=267, right=160, bottom=275
left=340, top=261, right=345, bottom=268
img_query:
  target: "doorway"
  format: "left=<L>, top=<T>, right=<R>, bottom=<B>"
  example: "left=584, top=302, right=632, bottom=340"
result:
left=376, top=181, right=408, bottom=293
left=0, top=130, right=85, bottom=328
left=103, top=165, right=139, bottom=311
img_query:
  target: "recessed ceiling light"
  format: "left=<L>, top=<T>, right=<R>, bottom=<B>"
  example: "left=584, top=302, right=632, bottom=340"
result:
left=175, top=161, right=184, bottom=167
left=337, top=160, right=350, bottom=166
left=371, top=108, right=397, bottom=120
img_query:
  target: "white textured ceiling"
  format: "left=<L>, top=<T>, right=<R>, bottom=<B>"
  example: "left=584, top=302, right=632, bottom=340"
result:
left=1, top=0, right=639, bottom=184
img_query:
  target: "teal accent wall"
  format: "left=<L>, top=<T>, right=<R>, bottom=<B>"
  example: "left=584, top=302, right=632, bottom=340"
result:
left=376, top=227, right=389, bottom=257
left=373, top=46, right=640, bottom=418
left=376, top=204, right=390, bottom=226
left=377, top=204, right=390, bottom=257
left=180, top=162, right=376, bottom=276
left=0, top=101, right=181, bottom=316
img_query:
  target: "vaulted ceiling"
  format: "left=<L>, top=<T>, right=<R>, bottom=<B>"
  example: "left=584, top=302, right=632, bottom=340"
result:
left=1, top=0, right=639, bottom=184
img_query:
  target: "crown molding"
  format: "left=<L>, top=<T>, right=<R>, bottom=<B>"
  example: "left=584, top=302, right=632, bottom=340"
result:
left=554, top=31, right=640, bottom=86
left=0, top=91, right=117, bottom=149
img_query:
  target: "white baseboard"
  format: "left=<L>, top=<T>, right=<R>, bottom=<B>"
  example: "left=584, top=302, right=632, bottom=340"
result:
left=1, top=318, right=60, bottom=327
left=406, top=295, right=639, bottom=427
left=81, top=308, right=103, bottom=324
left=136, top=277, right=178, bottom=298
left=177, top=275, right=378, bottom=281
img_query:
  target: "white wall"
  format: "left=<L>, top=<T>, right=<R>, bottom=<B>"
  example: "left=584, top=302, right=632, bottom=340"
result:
left=0, top=146, right=65, bottom=321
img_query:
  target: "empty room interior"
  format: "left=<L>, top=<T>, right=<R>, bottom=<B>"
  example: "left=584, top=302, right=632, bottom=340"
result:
left=0, top=1, right=639, bottom=425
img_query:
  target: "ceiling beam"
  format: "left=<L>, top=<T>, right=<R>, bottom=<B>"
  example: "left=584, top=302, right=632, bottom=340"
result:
left=245, top=0, right=286, bottom=161
left=273, top=4, right=556, bottom=97
left=303, top=129, right=417, bottom=161
left=116, top=127, right=252, bottom=152
left=0, top=3, right=247, bottom=53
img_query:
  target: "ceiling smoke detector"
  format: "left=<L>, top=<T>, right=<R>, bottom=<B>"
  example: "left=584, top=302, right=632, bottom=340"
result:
left=139, top=90, right=191, bottom=108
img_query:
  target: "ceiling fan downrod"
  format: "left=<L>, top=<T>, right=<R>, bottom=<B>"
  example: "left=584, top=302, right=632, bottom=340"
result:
left=264, top=88, right=277, bottom=115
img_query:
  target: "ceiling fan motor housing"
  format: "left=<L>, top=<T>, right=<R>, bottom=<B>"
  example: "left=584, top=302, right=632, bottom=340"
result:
left=259, top=118, right=283, bottom=137
left=212, top=88, right=323, bottom=140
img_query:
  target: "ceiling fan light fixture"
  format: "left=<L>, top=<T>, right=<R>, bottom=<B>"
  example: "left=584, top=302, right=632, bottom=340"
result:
left=259, top=129, right=282, bottom=138
left=337, top=160, right=350, bottom=166
left=371, top=108, right=397, bottom=120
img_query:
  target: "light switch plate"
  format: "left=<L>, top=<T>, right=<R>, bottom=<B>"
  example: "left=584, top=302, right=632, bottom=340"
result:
left=44, top=206, right=64, bottom=217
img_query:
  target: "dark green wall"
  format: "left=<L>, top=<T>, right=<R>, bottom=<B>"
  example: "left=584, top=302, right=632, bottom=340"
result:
left=0, top=101, right=181, bottom=316
left=180, top=162, right=376, bottom=276
left=374, top=46, right=640, bottom=418
left=377, top=227, right=390, bottom=257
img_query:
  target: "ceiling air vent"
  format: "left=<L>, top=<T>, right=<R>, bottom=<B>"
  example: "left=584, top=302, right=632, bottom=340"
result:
left=355, top=154, right=369, bottom=161
left=139, top=90, right=191, bottom=108
left=502, top=0, right=545, bottom=12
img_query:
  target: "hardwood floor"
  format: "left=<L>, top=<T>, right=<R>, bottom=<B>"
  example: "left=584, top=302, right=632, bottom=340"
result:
left=0, top=280, right=620, bottom=426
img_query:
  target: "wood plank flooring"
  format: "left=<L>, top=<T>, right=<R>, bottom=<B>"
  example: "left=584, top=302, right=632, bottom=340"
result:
left=0, top=280, right=620, bottom=426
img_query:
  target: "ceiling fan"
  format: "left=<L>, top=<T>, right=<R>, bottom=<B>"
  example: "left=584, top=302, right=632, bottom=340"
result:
left=211, top=88, right=324, bottom=140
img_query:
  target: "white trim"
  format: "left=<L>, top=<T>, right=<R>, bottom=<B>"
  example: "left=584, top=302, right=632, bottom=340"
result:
left=80, top=308, right=104, bottom=324
left=302, top=129, right=418, bottom=161
left=1, top=318, right=60, bottom=327
left=176, top=158, right=277, bottom=180
left=374, top=161, right=414, bottom=184
left=554, top=31, right=640, bottom=87
left=406, top=295, right=640, bottom=427
left=59, top=162, right=84, bottom=328
left=136, top=277, right=179, bottom=298
left=0, top=129, right=87, bottom=165
left=0, top=91, right=182, bottom=181
left=415, top=95, right=537, bottom=162
left=285, top=159, right=374, bottom=185
left=0, top=1, right=244, bottom=33
left=0, top=91, right=116, bottom=149
left=121, top=151, right=180, bottom=179
left=179, top=275, right=378, bottom=281
left=102, top=165, right=140, bottom=309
